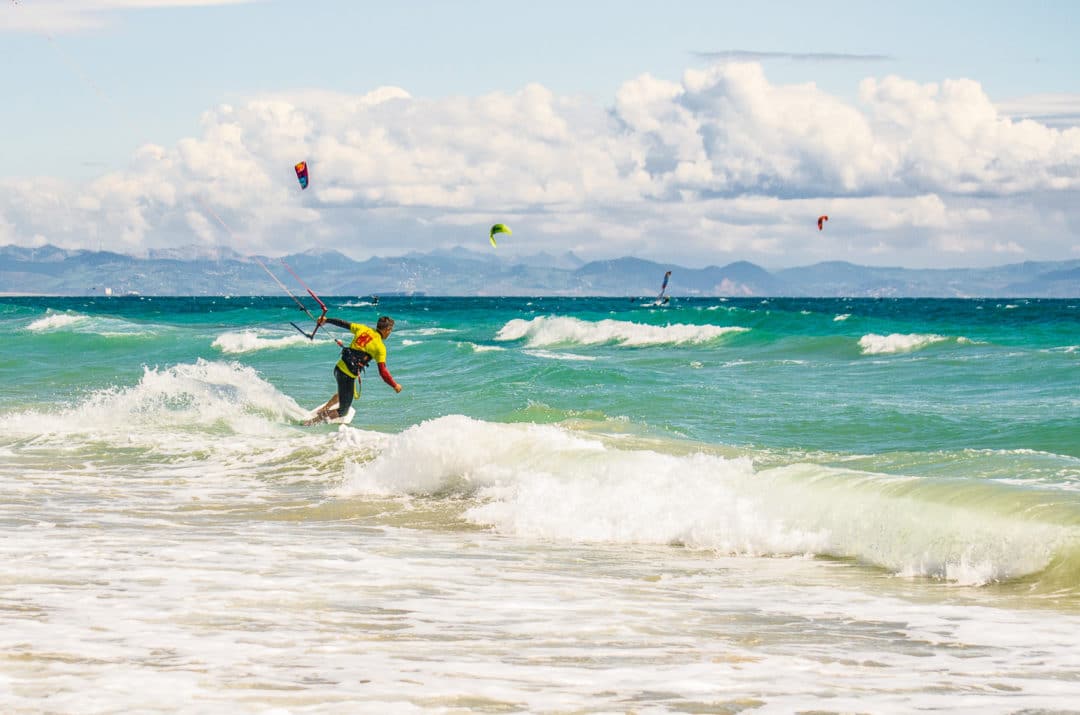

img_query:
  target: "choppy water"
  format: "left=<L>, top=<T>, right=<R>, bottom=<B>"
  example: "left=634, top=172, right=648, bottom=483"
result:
left=2, top=295, right=1079, bottom=713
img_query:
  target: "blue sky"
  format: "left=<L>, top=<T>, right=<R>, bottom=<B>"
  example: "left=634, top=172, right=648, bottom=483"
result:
left=3, top=0, right=1080, bottom=270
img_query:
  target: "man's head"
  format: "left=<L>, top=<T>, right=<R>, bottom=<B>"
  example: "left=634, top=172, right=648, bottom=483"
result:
left=376, top=316, right=395, bottom=336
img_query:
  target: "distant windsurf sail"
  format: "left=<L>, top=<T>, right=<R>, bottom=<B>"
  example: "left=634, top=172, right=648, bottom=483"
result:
left=656, top=270, right=671, bottom=301
left=641, top=270, right=673, bottom=306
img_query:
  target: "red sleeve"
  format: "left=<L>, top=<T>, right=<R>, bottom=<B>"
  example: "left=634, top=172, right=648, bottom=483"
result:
left=377, top=362, right=398, bottom=389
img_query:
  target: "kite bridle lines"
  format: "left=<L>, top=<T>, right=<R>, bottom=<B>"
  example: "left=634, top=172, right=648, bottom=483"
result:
left=278, top=259, right=328, bottom=340
left=12, top=0, right=335, bottom=341
left=248, top=256, right=328, bottom=341
left=194, top=200, right=328, bottom=341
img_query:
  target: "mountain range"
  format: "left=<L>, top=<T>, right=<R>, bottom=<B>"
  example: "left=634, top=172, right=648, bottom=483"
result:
left=1, top=244, right=1078, bottom=297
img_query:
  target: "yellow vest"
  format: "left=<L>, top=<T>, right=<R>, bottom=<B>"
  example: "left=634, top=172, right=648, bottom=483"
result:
left=335, top=323, right=387, bottom=378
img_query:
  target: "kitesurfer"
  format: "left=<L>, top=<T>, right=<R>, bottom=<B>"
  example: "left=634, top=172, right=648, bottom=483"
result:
left=304, top=315, right=403, bottom=425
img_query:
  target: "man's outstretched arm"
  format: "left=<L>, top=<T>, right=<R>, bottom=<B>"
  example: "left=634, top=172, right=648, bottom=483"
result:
left=377, top=362, right=403, bottom=393
left=320, top=316, right=351, bottom=330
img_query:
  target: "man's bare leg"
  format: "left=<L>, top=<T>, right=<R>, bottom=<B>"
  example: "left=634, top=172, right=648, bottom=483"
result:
left=303, top=394, right=341, bottom=425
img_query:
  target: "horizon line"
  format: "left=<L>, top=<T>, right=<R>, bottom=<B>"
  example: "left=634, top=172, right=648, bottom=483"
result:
left=2, top=242, right=1078, bottom=274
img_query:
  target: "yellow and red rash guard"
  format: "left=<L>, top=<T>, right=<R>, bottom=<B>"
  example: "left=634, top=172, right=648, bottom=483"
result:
left=332, top=321, right=399, bottom=389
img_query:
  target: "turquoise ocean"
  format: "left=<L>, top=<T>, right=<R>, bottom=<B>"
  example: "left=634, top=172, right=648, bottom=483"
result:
left=1, top=294, right=1079, bottom=713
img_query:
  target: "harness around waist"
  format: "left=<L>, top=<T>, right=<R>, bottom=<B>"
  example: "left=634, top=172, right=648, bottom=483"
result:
left=340, top=346, right=372, bottom=375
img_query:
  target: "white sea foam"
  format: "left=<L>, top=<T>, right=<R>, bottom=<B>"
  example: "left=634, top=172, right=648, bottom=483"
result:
left=459, top=342, right=505, bottom=353
left=523, top=349, right=596, bottom=361
left=400, top=338, right=422, bottom=346
left=0, top=359, right=310, bottom=444
left=3, top=504, right=1077, bottom=713
left=212, top=329, right=316, bottom=353
left=26, top=311, right=149, bottom=336
left=5, top=413, right=1080, bottom=712
left=495, top=315, right=747, bottom=347
left=334, top=415, right=1071, bottom=585
left=407, top=327, right=458, bottom=336
left=858, top=332, right=948, bottom=355
left=834, top=313, right=850, bottom=321
left=27, top=312, right=86, bottom=331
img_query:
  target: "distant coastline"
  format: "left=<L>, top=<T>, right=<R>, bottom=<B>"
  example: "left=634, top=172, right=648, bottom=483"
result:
left=2, top=244, right=1078, bottom=298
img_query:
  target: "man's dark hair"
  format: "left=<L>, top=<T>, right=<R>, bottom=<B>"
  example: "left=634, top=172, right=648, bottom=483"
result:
left=376, top=316, right=395, bottom=331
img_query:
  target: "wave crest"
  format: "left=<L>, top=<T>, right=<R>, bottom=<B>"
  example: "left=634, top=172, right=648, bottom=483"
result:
left=495, top=316, right=747, bottom=347
left=0, top=359, right=308, bottom=440
left=27, top=313, right=87, bottom=331
left=333, top=415, right=1079, bottom=586
left=212, top=330, right=316, bottom=354
left=858, top=332, right=948, bottom=355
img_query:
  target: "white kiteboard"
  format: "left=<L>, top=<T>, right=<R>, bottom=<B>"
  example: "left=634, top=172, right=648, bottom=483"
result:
left=303, top=405, right=356, bottom=426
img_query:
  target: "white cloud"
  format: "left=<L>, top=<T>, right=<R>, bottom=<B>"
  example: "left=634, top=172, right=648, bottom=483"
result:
left=2, top=62, right=1079, bottom=268
left=992, top=241, right=1025, bottom=255
left=861, top=77, right=1080, bottom=195
left=996, top=93, right=1080, bottom=129
left=937, top=234, right=986, bottom=254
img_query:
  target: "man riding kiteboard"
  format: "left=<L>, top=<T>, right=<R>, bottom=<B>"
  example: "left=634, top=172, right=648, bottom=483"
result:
left=304, top=315, right=403, bottom=426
